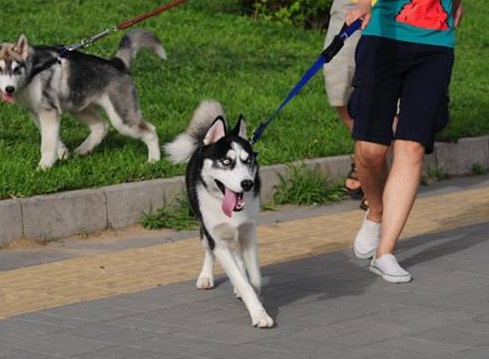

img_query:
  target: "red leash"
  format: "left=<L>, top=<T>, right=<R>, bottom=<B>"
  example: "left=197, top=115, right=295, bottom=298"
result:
left=117, top=0, right=187, bottom=30
left=65, top=0, right=187, bottom=52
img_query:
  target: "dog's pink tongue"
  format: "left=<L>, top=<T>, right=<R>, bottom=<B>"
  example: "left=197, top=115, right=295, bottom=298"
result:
left=222, top=187, right=238, bottom=218
left=1, top=92, right=15, bottom=104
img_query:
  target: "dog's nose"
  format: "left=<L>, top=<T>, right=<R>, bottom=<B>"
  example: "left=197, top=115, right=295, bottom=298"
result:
left=241, top=179, right=254, bottom=192
left=5, top=86, right=15, bottom=95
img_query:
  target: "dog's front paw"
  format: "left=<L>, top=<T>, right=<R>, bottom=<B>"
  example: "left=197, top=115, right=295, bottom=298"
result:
left=233, top=288, right=242, bottom=300
left=37, top=157, right=56, bottom=170
left=251, top=309, right=274, bottom=328
left=196, top=275, right=214, bottom=290
left=57, top=145, right=70, bottom=160
left=74, top=145, right=91, bottom=156
left=147, top=148, right=161, bottom=163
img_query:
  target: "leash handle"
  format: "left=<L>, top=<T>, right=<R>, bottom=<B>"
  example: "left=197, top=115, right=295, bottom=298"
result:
left=117, top=0, right=187, bottom=30
left=340, top=18, right=362, bottom=40
left=321, top=18, right=362, bottom=62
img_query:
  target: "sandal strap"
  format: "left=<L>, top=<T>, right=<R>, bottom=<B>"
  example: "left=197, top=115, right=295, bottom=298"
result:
left=347, top=163, right=360, bottom=181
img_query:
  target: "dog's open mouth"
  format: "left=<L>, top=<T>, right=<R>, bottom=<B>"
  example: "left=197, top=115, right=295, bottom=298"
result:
left=215, top=180, right=245, bottom=218
left=1, top=91, right=15, bottom=104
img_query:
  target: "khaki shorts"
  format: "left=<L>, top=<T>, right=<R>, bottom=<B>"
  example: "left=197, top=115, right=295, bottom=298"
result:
left=323, top=0, right=361, bottom=107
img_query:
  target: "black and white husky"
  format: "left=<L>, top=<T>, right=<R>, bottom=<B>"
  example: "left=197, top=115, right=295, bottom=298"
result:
left=0, top=30, right=164, bottom=169
left=165, top=100, right=274, bottom=328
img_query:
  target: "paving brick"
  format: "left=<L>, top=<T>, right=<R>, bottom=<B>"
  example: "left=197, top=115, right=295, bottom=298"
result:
left=0, top=349, right=58, bottom=359
left=0, top=199, right=23, bottom=246
left=106, top=316, right=185, bottom=335
left=249, top=336, right=344, bottom=357
left=13, top=312, right=90, bottom=329
left=71, top=345, right=165, bottom=359
left=105, top=177, right=185, bottom=229
left=412, top=321, right=489, bottom=347
left=126, top=335, right=220, bottom=357
left=65, top=323, right=155, bottom=344
left=43, top=302, right=142, bottom=323
left=21, top=189, right=107, bottom=241
left=360, top=336, right=472, bottom=359
left=196, top=343, right=287, bottom=359
left=431, top=348, right=489, bottom=359
left=172, top=322, right=277, bottom=345
left=0, top=318, right=69, bottom=336
left=0, top=332, right=111, bottom=357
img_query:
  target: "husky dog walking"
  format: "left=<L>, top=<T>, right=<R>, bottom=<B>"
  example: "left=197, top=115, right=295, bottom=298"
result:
left=0, top=30, right=164, bottom=169
left=165, top=100, right=274, bottom=328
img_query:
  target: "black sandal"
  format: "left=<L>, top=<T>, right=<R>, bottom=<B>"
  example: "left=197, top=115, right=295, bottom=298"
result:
left=344, top=163, right=364, bottom=200
left=359, top=197, right=369, bottom=211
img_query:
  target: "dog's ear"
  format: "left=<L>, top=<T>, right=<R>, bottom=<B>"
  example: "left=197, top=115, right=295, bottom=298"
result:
left=204, top=116, right=226, bottom=145
left=232, top=114, right=247, bottom=140
left=13, top=34, right=29, bottom=60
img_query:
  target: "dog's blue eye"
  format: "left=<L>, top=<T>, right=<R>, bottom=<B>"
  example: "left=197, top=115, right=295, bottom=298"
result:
left=221, top=158, right=231, bottom=166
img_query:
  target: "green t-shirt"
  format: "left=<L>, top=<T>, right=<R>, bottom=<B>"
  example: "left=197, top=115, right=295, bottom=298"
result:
left=363, top=0, right=455, bottom=48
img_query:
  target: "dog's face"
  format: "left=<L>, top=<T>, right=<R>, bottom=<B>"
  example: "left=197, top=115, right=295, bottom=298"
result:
left=200, top=115, right=258, bottom=217
left=0, top=35, right=30, bottom=103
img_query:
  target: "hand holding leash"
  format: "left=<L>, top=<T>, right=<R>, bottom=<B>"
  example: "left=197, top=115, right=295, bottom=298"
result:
left=346, top=0, right=372, bottom=29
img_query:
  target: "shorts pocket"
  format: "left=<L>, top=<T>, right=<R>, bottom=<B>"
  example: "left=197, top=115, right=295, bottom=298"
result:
left=434, top=93, right=450, bottom=133
left=348, top=71, right=364, bottom=120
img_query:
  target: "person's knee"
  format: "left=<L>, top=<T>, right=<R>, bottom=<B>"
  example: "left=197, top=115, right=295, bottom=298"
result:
left=393, top=140, right=425, bottom=164
left=355, top=141, right=389, bottom=167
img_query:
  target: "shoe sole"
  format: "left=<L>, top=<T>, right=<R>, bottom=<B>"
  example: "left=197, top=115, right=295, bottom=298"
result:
left=353, top=247, right=376, bottom=260
left=369, top=265, right=412, bottom=283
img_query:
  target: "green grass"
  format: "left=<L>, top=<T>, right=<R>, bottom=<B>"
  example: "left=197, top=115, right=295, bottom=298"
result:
left=141, top=193, right=197, bottom=231
left=273, top=163, right=345, bottom=205
left=0, top=0, right=488, bottom=199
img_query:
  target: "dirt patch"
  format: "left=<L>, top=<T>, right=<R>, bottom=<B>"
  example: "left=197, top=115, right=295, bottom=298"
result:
left=1, top=237, right=47, bottom=250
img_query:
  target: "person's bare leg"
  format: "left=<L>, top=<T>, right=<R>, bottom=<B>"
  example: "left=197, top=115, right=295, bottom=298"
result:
left=354, top=140, right=390, bottom=223
left=336, top=106, right=353, bottom=132
left=338, top=106, right=364, bottom=197
left=376, top=140, right=425, bottom=256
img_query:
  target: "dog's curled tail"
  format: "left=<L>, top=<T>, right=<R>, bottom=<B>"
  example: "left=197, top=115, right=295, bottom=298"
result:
left=165, top=100, right=226, bottom=164
left=115, top=29, right=166, bottom=69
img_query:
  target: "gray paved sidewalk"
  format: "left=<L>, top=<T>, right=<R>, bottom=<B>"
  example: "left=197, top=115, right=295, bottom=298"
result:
left=0, top=176, right=488, bottom=359
left=1, top=222, right=488, bottom=359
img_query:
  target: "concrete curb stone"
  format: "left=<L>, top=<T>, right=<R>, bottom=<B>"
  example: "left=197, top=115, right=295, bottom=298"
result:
left=435, top=136, right=489, bottom=175
left=0, top=136, right=488, bottom=245
left=0, top=199, right=23, bottom=247
left=21, top=188, right=107, bottom=241
left=105, top=177, right=185, bottom=229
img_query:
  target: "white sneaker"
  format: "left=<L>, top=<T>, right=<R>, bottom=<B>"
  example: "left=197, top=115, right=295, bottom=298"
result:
left=369, top=254, right=412, bottom=283
left=353, top=213, right=381, bottom=259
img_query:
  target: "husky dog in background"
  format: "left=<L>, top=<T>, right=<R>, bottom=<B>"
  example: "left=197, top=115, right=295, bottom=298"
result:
left=0, top=30, right=164, bottom=169
left=165, top=100, right=274, bottom=328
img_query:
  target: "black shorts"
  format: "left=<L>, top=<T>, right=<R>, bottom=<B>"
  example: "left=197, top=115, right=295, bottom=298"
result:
left=348, top=36, right=454, bottom=154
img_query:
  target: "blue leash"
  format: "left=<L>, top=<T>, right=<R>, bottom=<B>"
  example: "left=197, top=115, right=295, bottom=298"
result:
left=250, top=19, right=362, bottom=145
